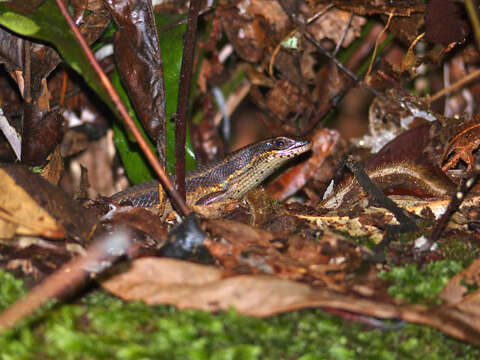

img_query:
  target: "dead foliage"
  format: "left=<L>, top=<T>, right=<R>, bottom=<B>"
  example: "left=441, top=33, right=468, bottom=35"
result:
left=1, top=0, right=480, bottom=350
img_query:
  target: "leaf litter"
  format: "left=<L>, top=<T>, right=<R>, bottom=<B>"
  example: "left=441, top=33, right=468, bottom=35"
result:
left=0, top=0, right=480, bottom=352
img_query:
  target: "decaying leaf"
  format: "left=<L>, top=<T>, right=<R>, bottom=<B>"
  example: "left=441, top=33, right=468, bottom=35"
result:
left=307, top=9, right=365, bottom=48
left=100, top=256, right=480, bottom=345
left=425, top=0, right=470, bottom=46
left=442, top=115, right=480, bottom=172
left=299, top=194, right=480, bottom=243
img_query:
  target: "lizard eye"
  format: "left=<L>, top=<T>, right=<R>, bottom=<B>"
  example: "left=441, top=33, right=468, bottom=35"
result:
left=274, top=138, right=287, bottom=149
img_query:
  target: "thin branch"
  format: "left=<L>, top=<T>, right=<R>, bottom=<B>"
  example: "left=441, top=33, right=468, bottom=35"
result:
left=59, top=70, right=68, bottom=106
left=55, top=0, right=191, bottom=217
left=430, top=169, right=479, bottom=242
left=307, top=4, right=334, bottom=24
left=24, top=40, right=31, bottom=103
left=343, top=155, right=417, bottom=231
left=333, top=12, right=354, bottom=57
left=428, top=67, right=480, bottom=104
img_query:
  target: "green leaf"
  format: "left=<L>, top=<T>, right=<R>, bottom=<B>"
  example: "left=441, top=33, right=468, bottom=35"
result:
left=111, top=71, right=156, bottom=184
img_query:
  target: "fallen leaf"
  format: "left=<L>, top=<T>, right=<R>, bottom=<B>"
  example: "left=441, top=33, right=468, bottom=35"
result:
left=101, top=257, right=480, bottom=345
left=0, top=165, right=96, bottom=241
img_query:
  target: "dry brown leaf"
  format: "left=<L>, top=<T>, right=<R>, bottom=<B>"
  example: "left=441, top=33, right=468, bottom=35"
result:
left=307, top=9, right=366, bottom=48
left=100, top=257, right=480, bottom=345
left=100, top=258, right=312, bottom=315
left=41, top=146, right=64, bottom=185
left=442, top=115, right=480, bottom=172
left=204, top=219, right=362, bottom=290
left=0, top=165, right=96, bottom=241
left=0, top=167, right=65, bottom=239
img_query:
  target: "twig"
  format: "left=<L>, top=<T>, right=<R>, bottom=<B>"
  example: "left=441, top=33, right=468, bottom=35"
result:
left=430, top=168, right=479, bottom=242
left=55, top=0, right=191, bottom=217
left=59, top=70, right=68, bottom=107
left=333, top=12, right=354, bottom=57
left=175, top=0, right=202, bottom=201
left=343, top=156, right=417, bottom=231
left=269, top=28, right=296, bottom=77
left=341, top=156, right=419, bottom=262
left=0, top=230, right=133, bottom=331
left=365, top=11, right=394, bottom=79
left=428, top=68, right=480, bottom=104
left=307, top=4, right=334, bottom=24
left=24, top=40, right=31, bottom=103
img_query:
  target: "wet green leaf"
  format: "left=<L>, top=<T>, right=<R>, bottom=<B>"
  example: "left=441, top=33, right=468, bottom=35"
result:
left=111, top=71, right=156, bottom=183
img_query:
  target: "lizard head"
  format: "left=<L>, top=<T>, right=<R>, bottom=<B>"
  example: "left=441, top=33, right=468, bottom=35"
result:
left=263, top=136, right=312, bottom=159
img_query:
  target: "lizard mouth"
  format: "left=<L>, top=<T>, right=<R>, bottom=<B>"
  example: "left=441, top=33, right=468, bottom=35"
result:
left=290, top=139, right=313, bottom=154
left=279, top=139, right=312, bottom=158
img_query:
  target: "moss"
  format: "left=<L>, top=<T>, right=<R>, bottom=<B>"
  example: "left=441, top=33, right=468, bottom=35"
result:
left=0, top=270, right=479, bottom=359
left=379, top=260, right=464, bottom=304
left=440, top=238, right=480, bottom=268
left=0, top=271, right=25, bottom=311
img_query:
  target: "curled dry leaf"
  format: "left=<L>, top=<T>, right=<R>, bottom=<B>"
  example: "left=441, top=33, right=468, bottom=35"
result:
left=0, top=168, right=65, bottom=239
left=355, top=88, right=439, bottom=153
left=442, top=115, right=480, bottom=172
left=99, top=207, right=168, bottom=247
left=300, top=193, right=480, bottom=243
left=100, top=257, right=313, bottom=316
left=265, top=79, right=311, bottom=124
left=103, top=0, right=166, bottom=143
left=219, top=0, right=287, bottom=62
left=219, top=7, right=267, bottom=63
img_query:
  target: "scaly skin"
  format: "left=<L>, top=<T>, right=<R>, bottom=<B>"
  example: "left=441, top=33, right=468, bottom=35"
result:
left=111, top=136, right=312, bottom=209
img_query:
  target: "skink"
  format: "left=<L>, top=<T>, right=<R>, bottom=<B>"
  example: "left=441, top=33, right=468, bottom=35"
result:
left=111, top=136, right=312, bottom=210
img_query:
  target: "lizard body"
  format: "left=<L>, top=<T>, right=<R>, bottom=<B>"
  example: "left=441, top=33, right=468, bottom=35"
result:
left=111, top=136, right=312, bottom=210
